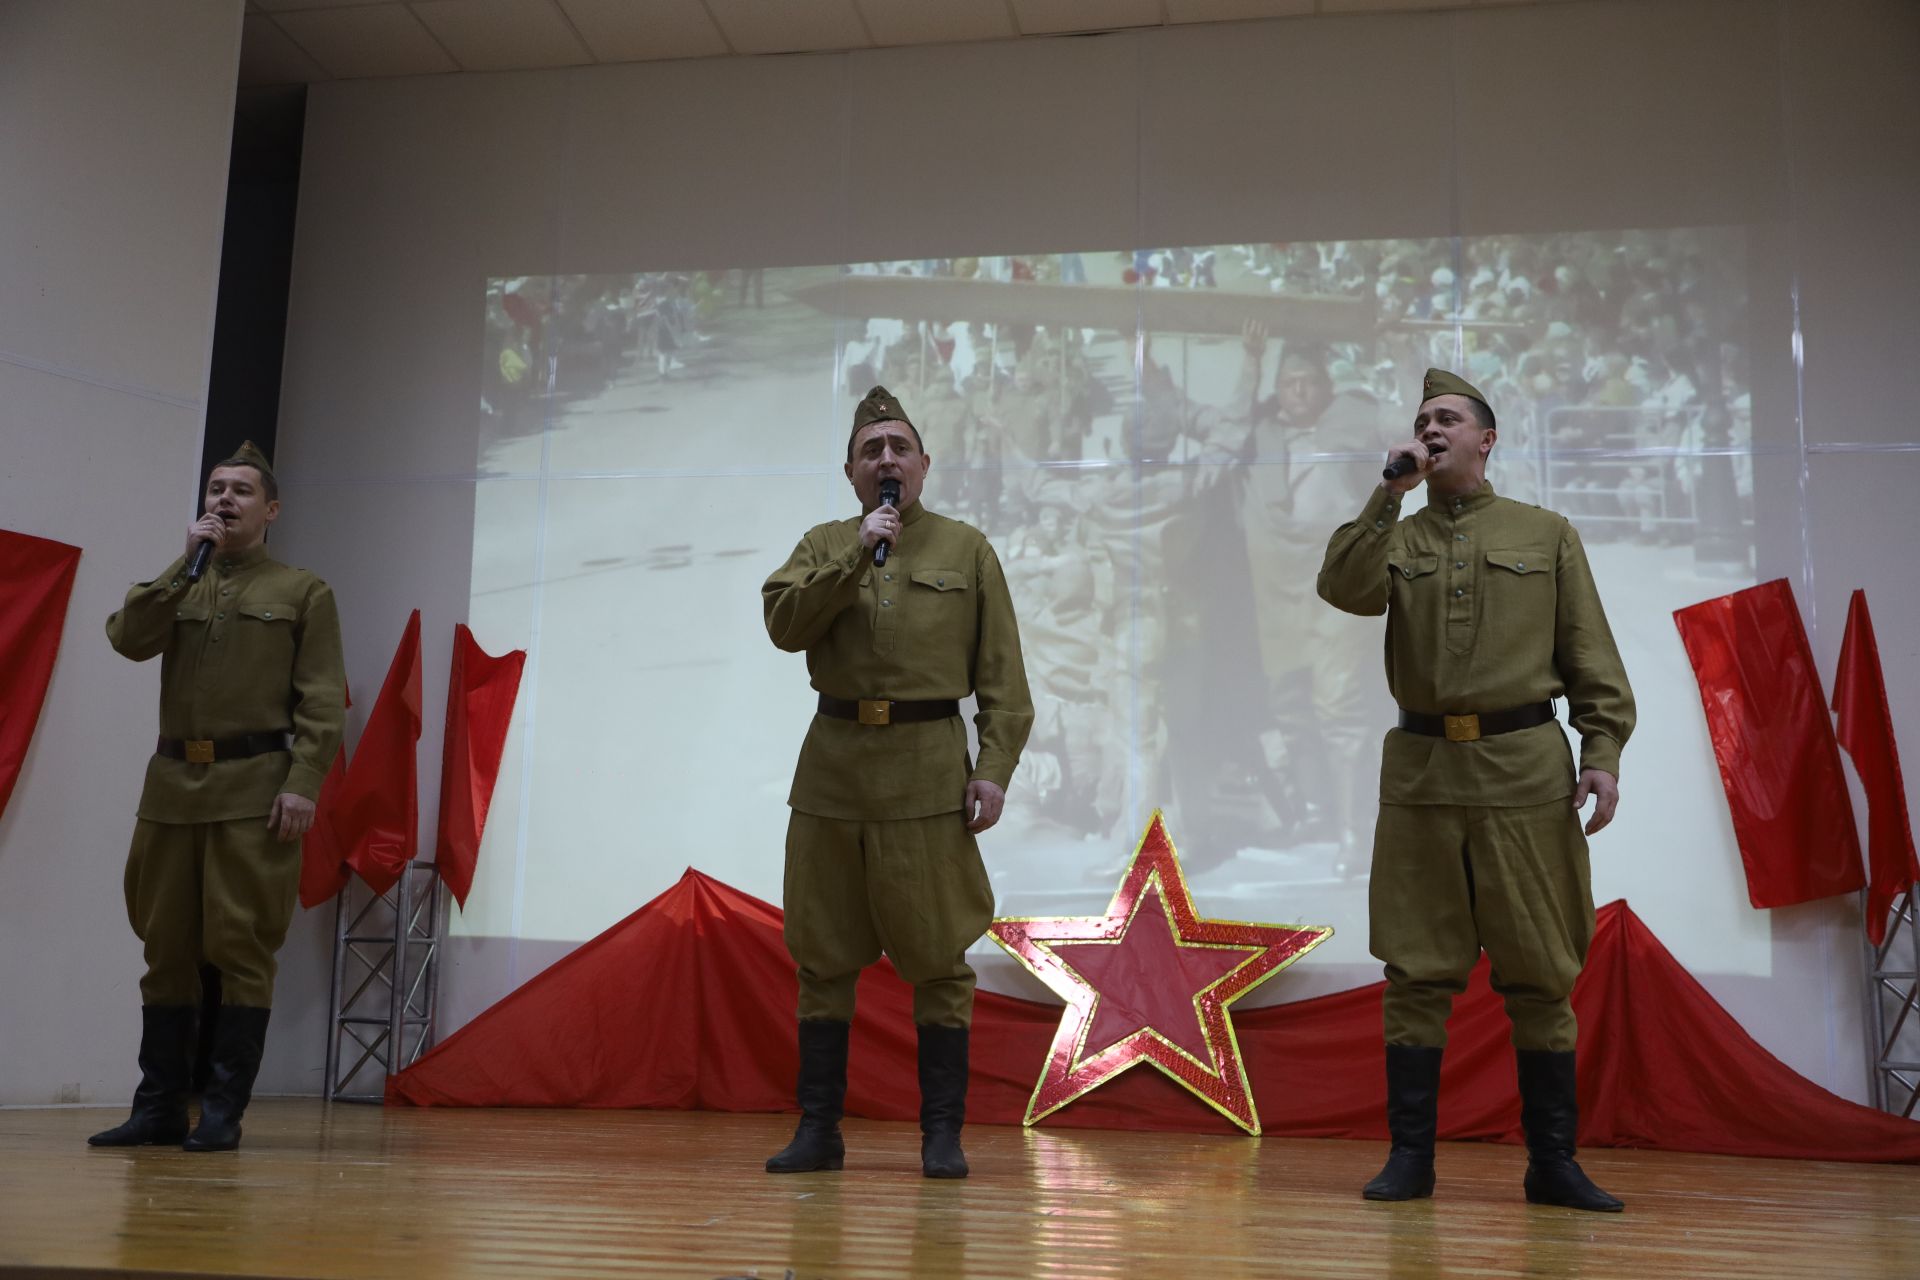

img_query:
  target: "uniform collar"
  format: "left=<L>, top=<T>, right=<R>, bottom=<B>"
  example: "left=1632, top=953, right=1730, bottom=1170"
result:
left=217, top=542, right=272, bottom=573
left=900, top=499, right=927, bottom=526
left=1426, top=480, right=1496, bottom=516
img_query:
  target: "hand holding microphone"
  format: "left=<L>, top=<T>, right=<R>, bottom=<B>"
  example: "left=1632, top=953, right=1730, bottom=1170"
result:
left=867, top=477, right=903, bottom=566
left=185, top=512, right=231, bottom=582
left=1381, top=441, right=1443, bottom=492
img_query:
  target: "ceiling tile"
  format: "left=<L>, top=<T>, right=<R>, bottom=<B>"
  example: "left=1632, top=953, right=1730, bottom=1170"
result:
left=239, top=14, right=333, bottom=84
left=855, top=0, right=1016, bottom=46
left=412, top=0, right=592, bottom=70
left=702, top=0, right=870, bottom=55
left=273, top=5, right=460, bottom=78
left=1318, top=0, right=1456, bottom=13
left=1010, top=0, right=1163, bottom=36
left=253, top=0, right=397, bottom=11
left=557, top=0, right=729, bottom=61
left=1164, top=0, right=1313, bottom=21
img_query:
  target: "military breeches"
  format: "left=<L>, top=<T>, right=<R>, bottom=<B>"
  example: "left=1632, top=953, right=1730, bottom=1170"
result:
left=123, top=817, right=301, bottom=1008
left=783, top=810, right=995, bottom=1028
left=1369, top=800, right=1593, bottom=1052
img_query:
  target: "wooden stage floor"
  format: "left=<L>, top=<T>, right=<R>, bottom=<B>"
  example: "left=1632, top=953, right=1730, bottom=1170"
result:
left=3, top=1100, right=1917, bottom=1279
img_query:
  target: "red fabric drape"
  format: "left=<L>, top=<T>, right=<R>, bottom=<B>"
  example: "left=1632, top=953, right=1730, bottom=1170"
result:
left=388, top=871, right=1920, bottom=1163
left=1833, top=590, right=1919, bottom=946
left=299, top=683, right=354, bottom=909
left=335, top=611, right=422, bottom=896
left=434, top=625, right=526, bottom=909
left=1674, top=579, right=1863, bottom=907
left=0, top=531, right=81, bottom=824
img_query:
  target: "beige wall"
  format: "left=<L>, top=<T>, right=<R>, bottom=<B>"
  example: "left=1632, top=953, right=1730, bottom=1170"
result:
left=0, top=0, right=245, bottom=1105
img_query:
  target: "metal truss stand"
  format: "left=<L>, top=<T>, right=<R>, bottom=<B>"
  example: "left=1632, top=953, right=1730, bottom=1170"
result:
left=1867, top=889, right=1920, bottom=1117
left=325, top=862, right=444, bottom=1101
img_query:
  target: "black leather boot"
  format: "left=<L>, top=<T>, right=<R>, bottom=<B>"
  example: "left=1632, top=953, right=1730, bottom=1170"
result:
left=88, top=1005, right=197, bottom=1147
left=918, top=1024, right=969, bottom=1179
left=1516, top=1049, right=1623, bottom=1212
left=766, top=1019, right=850, bottom=1173
left=183, top=1005, right=271, bottom=1152
left=1362, top=1044, right=1443, bottom=1201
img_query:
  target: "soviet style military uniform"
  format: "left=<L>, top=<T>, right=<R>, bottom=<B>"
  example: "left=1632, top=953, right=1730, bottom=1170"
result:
left=92, top=443, right=345, bottom=1153
left=765, top=504, right=1032, bottom=1027
left=762, top=386, right=1032, bottom=1181
left=1318, top=368, right=1635, bottom=1211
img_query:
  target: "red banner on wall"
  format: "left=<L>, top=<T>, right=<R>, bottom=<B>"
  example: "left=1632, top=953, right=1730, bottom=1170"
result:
left=0, top=530, right=82, bottom=824
left=1674, top=579, right=1863, bottom=908
left=335, top=611, right=423, bottom=897
left=1833, top=591, right=1919, bottom=945
left=434, top=624, right=526, bottom=909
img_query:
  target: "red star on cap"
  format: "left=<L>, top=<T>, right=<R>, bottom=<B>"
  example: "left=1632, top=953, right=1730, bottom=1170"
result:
left=988, top=812, right=1331, bottom=1134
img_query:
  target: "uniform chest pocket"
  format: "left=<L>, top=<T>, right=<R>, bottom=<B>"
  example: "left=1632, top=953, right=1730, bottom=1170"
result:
left=1482, top=548, right=1554, bottom=637
left=910, top=569, right=970, bottom=593
left=1485, top=550, right=1548, bottom=578
left=238, top=601, right=300, bottom=625
left=235, top=600, right=300, bottom=664
left=172, top=601, right=211, bottom=625
left=1387, top=553, right=1439, bottom=582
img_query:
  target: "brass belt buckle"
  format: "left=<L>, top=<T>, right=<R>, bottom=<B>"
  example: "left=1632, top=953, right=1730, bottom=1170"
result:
left=1443, top=714, right=1481, bottom=743
left=184, top=739, right=217, bottom=764
left=857, top=699, right=891, bottom=726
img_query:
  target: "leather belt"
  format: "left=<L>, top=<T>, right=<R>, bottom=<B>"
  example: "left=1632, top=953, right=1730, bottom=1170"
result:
left=156, top=732, right=291, bottom=764
left=1398, top=701, right=1555, bottom=743
left=817, top=695, right=960, bottom=727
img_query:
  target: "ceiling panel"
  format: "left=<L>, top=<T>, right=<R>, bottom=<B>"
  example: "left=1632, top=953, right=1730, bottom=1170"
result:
left=412, top=0, right=593, bottom=71
left=856, top=0, right=1017, bottom=46
left=1010, top=0, right=1164, bottom=36
left=1165, top=0, right=1314, bottom=22
left=239, top=13, right=332, bottom=85
left=558, top=0, right=730, bottom=61
left=1318, top=0, right=1457, bottom=13
left=253, top=0, right=399, bottom=11
left=273, top=5, right=460, bottom=78
left=702, top=0, right=871, bottom=55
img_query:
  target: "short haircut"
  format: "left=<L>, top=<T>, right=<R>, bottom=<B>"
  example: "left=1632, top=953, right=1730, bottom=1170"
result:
left=210, top=459, right=278, bottom=502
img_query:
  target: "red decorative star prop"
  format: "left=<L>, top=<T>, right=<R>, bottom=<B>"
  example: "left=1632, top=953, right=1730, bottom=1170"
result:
left=988, top=812, right=1332, bottom=1134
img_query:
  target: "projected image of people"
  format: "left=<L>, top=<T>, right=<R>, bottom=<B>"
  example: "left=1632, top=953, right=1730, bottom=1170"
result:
left=472, top=227, right=1752, bottom=947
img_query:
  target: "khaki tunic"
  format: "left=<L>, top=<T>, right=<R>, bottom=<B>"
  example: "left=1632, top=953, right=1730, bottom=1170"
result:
left=763, top=500, right=1033, bottom=1026
left=106, top=541, right=346, bottom=1008
left=1318, top=481, right=1635, bottom=1051
left=764, top=501, right=1033, bottom=820
left=107, top=543, right=346, bottom=821
left=1318, top=482, right=1634, bottom=804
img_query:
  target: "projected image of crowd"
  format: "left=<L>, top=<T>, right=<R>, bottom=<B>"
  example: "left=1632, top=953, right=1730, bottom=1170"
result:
left=480, top=228, right=1751, bottom=892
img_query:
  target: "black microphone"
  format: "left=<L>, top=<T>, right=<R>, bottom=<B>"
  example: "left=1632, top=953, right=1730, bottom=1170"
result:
left=874, top=478, right=901, bottom=566
left=1382, top=445, right=1443, bottom=482
left=187, top=538, right=215, bottom=583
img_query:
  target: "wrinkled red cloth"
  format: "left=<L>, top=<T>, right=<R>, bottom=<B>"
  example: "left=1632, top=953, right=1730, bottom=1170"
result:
left=298, top=739, right=352, bottom=908
left=0, top=530, right=81, bottom=823
left=388, top=871, right=1920, bottom=1162
left=1674, top=579, right=1863, bottom=907
left=336, top=611, right=422, bottom=896
left=1833, top=590, right=1919, bottom=946
left=433, top=625, right=525, bottom=909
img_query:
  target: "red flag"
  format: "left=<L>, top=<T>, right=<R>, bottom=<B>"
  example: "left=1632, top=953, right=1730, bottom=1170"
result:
left=434, top=624, right=526, bottom=909
left=336, top=611, right=423, bottom=897
left=1832, top=591, right=1919, bottom=946
left=0, top=531, right=81, bottom=823
left=299, top=683, right=353, bottom=909
left=1674, top=579, right=1863, bottom=907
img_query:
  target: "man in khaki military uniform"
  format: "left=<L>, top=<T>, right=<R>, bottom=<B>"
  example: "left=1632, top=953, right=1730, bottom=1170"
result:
left=1319, top=370, right=1634, bottom=1212
left=90, top=443, right=345, bottom=1153
left=762, top=386, right=1032, bottom=1180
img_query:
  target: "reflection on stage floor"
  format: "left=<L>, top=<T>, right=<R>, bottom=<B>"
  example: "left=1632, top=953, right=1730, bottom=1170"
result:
left=4, top=1100, right=1917, bottom=1279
